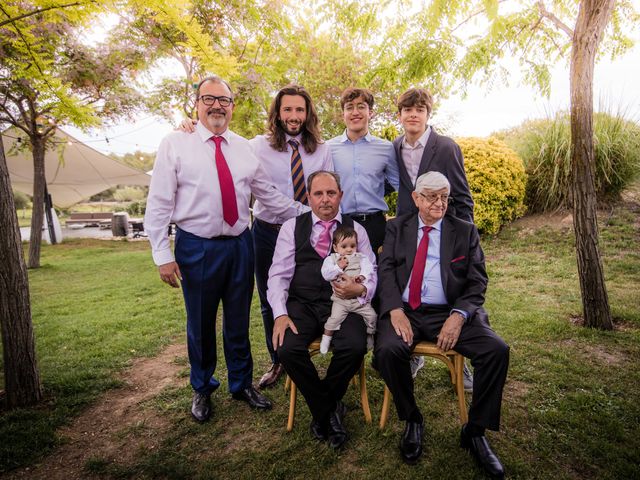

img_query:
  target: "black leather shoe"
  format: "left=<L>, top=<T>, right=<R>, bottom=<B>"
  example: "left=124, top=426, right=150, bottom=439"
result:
left=310, top=419, right=327, bottom=441
left=399, top=421, right=423, bottom=465
left=258, top=363, right=284, bottom=389
left=191, top=392, right=211, bottom=423
left=460, top=424, right=505, bottom=479
left=231, top=386, right=272, bottom=410
left=327, top=402, right=348, bottom=449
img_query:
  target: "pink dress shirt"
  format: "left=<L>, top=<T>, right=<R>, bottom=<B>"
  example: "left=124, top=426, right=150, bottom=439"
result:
left=145, top=122, right=306, bottom=265
left=249, top=134, right=333, bottom=224
left=267, top=212, right=377, bottom=319
left=400, top=126, right=431, bottom=186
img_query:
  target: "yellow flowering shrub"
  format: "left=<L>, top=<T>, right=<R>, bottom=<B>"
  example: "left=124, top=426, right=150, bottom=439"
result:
left=457, top=137, right=527, bottom=234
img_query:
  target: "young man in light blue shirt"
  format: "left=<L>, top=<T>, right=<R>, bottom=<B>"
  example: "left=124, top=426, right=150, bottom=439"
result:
left=327, top=88, right=400, bottom=256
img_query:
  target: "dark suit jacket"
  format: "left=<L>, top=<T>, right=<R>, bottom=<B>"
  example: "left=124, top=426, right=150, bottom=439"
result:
left=378, top=212, right=487, bottom=320
left=393, top=129, right=474, bottom=221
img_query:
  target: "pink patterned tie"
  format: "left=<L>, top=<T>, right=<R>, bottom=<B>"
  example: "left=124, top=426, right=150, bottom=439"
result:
left=408, top=226, right=433, bottom=309
left=315, top=220, right=335, bottom=257
left=211, top=136, right=238, bottom=227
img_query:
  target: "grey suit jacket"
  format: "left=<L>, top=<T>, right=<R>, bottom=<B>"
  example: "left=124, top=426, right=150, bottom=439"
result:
left=378, top=212, right=487, bottom=320
left=393, top=129, right=474, bottom=221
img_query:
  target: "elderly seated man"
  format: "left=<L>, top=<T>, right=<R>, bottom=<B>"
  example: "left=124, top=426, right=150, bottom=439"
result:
left=374, top=171, right=509, bottom=478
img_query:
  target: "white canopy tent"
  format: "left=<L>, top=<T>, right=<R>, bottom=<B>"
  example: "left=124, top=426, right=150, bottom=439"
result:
left=4, top=126, right=151, bottom=208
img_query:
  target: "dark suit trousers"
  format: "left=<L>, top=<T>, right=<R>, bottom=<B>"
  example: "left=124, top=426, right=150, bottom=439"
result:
left=277, top=299, right=367, bottom=423
left=251, top=219, right=280, bottom=364
left=374, top=305, right=509, bottom=431
left=176, top=228, right=254, bottom=396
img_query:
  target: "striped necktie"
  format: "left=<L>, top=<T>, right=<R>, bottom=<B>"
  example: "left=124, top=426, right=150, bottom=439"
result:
left=288, top=139, right=308, bottom=205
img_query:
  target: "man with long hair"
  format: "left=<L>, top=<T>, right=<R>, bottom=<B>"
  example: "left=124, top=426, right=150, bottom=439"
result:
left=251, top=85, right=333, bottom=389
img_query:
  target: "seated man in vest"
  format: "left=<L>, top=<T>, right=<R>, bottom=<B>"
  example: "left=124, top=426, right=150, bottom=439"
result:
left=375, top=171, right=509, bottom=478
left=268, top=170, right=377, bottom=449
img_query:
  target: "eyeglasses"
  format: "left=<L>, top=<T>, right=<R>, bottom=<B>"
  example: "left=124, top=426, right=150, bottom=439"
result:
left=419, top=192, right=450, bottom=204
left=198, top=95, right=233, bottom=107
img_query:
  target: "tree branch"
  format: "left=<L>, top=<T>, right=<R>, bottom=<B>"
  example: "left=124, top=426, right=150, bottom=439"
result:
left=537, top=0, right=573, bottom=38
left=0, top=1, right=94, bottom=28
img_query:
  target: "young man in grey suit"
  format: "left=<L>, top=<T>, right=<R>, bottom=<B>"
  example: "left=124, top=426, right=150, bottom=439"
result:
left=393, top=88, right=474, bottom=221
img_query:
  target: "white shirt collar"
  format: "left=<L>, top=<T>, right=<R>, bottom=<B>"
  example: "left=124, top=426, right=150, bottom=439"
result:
left=197, top=121, right=231, bottom=143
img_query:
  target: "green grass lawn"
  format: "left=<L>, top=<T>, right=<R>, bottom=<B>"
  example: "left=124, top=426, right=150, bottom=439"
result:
left=1, top=201, right=639, bottom=479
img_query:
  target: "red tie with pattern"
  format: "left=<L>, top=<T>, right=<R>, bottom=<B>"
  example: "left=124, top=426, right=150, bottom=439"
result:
left=211, top=136, right=238, bottom=227
left=408, top=226, right=433, bottom=310
left=288, top=139, right=308, bottom=205
left=315, top=220, right=335, bottom=257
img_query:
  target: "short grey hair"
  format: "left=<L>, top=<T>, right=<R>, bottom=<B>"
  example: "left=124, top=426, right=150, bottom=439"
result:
left=196, top=75, right=234, bottom=99
left=414, top=171, right=450, bottom=193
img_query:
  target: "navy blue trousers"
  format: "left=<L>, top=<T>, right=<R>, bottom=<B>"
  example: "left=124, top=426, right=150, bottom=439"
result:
left=175, top=227, right=254, bottom=395
left=251, top=219, right=280, bottom=364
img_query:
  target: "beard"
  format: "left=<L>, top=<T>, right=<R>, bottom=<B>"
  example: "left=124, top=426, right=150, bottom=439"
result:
left=280, top=118, right=304, bottom=136
left=205, top=108, right=227, bottom=130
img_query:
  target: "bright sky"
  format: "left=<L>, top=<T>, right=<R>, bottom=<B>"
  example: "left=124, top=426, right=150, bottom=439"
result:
left=67, top=16, right=640, bottom=156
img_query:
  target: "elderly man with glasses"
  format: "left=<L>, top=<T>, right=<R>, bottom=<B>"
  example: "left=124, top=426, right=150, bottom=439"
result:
left=145, top=76, right=308, bottom=424
left=374, top=171, right=509, bottom=478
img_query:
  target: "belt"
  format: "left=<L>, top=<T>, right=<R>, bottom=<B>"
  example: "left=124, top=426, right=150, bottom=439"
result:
left=346, top=211, right=384, bottom=223
left=255, top=218, right=282, bottom=232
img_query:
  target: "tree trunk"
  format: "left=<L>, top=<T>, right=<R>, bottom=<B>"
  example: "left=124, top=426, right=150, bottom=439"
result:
left=569, top=0, right=615, bottom=330
left=27, top=136, right=46, bottom=269
left=0, top=135, right=43, bottom=407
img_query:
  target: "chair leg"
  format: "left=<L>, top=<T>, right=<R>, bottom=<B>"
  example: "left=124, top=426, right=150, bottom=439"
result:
left=359, top=360, right=372, bottom=423
left=287, top=381, right=297, bottom=432
left=379, top=385, right=391, bottom=429
left=454, top=355, right=468, bottom=424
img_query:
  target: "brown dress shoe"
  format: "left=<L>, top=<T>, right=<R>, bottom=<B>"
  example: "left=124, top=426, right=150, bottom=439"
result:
left=258, top=363, right=284, bottom=389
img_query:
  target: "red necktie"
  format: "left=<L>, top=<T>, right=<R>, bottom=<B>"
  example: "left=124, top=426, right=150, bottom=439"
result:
left=408, top=226, right=433, bottom=310
left=211, top=136, right=238, bottom=227
left=315, top=220, right=335, bottom=257
left=288, top=139, right=308, bottom=205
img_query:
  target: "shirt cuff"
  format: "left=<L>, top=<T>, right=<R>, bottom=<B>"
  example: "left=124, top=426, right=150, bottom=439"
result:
left=450, top=309, right=468, bottom=321
left=152, top=248, right=175, bottom=266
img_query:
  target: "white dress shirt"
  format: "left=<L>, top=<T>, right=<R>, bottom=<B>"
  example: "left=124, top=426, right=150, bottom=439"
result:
left=145, top=122, right=306, bottom=265
left=267, top=212, right=377, bottom=319
left=401, top=126, right=431, bottom=186
left=250, top=134, right=333, bottom=224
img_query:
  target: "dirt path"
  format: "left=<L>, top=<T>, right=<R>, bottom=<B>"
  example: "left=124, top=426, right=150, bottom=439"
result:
left=6, top=343, right=187, bottom=480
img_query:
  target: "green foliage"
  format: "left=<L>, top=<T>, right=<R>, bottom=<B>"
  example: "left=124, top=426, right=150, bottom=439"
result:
left=497, top=111, right=640, bottom=212
left=113, top=186, right=146, bottom=202
left=12, top=190, right=30, bottom=210
left=457, top=137, right=527, bottom=234
left=109, top=150, right=155, bottom=173
left=385, top=191, right=398, bottom=214
left=126, top=199, right=146, bottom=216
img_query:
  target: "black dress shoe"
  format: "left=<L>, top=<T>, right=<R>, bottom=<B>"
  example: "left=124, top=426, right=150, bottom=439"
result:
left=191, top=392, right=211, bottom=423
left=327, top=402, right=348, bottom=449
left=310, top=419, right=327, bottom=441
left=460, top=424, right=505, bottom=479
left=258, top=363, right=284, bottom=389
left=231, top=386, right=272, bottom=410
left=399, top=421, right=423, bottom=465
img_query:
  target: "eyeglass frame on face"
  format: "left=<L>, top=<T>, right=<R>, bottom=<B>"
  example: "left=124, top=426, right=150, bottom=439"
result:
left=418, top=191, right=450, bottom=204
left=198, top=95, right=234, bottom=107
